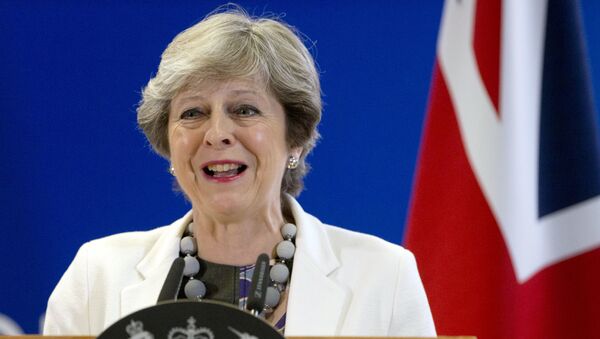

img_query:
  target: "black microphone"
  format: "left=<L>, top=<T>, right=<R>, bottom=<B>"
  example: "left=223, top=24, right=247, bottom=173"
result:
left=157, top=257, right=185, bottom=303
left=246, top=253, right=270, bottom=316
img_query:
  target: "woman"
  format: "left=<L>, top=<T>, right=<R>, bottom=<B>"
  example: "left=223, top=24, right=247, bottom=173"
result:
left=44, top=7, right=436, bottom=337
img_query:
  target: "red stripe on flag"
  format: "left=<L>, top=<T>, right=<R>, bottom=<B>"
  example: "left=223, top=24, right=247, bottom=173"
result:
left=473, top=0, right=501, bottom=114
left=516, top=248, right=600, bottom=338
left=405, top=63, right=517, bottom=339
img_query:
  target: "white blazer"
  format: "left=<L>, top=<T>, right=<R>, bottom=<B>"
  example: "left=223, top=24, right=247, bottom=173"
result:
left=44, top=197, right=436, bottom=337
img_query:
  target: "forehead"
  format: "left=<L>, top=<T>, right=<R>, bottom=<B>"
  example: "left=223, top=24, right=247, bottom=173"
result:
left=175, top=76, right=270, bottom=100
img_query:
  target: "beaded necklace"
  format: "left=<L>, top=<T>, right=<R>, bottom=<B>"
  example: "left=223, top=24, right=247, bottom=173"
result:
left=178, top=222, right=297, bottom=314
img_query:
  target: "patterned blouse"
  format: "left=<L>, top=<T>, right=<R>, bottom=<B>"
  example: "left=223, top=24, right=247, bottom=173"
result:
left=177, top=259, right=287, bottom=332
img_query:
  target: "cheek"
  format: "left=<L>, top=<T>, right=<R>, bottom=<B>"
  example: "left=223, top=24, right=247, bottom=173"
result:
left=169, top=126, right=198, bottom=159
left=253, top=129, right=267, bottom=145
left=256, top=120, right=287, bottom=147
left=251, top=127, right=287, bottom=159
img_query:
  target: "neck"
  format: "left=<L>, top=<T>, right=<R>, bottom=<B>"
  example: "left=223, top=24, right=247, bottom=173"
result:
left=190, top=202, right=285, bottom=266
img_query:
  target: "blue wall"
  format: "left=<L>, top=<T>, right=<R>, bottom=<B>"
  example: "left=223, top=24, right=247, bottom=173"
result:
left=1, top=0, right=599, bottom=334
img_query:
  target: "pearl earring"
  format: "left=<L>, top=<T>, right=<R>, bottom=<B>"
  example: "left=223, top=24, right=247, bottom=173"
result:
left=287, top=156, right=299, bottom=169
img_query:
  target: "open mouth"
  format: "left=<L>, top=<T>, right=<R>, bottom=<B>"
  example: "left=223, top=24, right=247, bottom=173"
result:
left=202, top=163, right=248, bottom=178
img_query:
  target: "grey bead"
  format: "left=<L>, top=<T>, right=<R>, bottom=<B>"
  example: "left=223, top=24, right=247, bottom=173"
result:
left=183, top=256, right=200, bottom=277
left=184, top=279, right=206, bottom=300
left=187, top=222, right=195, bottom=235
left=281, top=223, right=297, bottom=240
left=276, top=240, right=295, bottom=260
left=265, top=286, right=281, bottom=308
left=270, top=263, right=289, bottom=284
left=180, top=236, right=197, bottom=255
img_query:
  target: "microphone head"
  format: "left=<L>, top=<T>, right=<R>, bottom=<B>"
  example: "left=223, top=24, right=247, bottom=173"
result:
left=246, top=253, right=270, bottom=313
left=157, top=257, right=185, bottom=303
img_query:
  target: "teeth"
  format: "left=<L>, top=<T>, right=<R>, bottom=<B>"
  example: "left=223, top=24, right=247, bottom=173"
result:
left=207, top=163, right=241, bottom=172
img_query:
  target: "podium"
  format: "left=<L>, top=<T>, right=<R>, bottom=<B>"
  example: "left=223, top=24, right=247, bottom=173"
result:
left=25, top=302, right=475, bottom=339
left=0, top=337, right=476, bottom=339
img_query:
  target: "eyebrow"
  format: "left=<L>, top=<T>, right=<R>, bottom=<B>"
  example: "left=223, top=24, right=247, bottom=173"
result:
left=230, top=89, right=261, bottom=97
left=173, top=88, right=265, bottom=110
left=174, top=94, right=206, bottom=105
left=178, top=89, right=260, bottom=100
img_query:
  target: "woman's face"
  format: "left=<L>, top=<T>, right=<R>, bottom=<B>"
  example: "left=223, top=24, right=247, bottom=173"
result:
left=168, top=78, right=298, bottom=218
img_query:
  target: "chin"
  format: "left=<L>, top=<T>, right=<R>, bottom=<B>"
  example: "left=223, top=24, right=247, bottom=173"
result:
left=206, top=194, right=250, bottom=216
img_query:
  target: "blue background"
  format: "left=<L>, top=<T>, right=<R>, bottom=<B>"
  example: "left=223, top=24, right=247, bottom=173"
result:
left=1, top=0, right=599, bottom=334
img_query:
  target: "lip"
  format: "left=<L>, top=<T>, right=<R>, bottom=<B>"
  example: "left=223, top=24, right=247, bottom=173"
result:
left=200, top=159, right=247, bottom=183
left=200, top=159, right=246, bottom=168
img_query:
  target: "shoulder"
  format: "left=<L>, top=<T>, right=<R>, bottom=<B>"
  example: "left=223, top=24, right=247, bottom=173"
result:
left=322, top=223, right=410, bottom=257
left=323, top=224, right=435, bottom=336
left=317, top=222, right=416, bottom=275
left=44, top=214, right=190, bottom=335
left=82, top=224, right=172, bottom=263
left=50, top=217, right=183, bottom=291
left=319, top=223, right=424, bottom=299
left=288, top=196, right=415, bottom=272
left=82, top=210, right=191, bottom=262
left=289, top=196, right=410, bottom=262
left=290, top=201, right=435, bottom=336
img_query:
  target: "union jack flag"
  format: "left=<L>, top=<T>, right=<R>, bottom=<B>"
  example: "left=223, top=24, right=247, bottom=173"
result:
left=405, top=0, right=600, bottom=338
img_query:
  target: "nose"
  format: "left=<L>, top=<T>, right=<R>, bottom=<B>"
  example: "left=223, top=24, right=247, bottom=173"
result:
left=203, top=110, right=235, bottom=148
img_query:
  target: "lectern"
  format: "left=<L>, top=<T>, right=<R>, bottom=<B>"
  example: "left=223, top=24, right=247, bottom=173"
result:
left=20, top=301, right=475, bottom=339
left=0, top=337, right=476, bottom=338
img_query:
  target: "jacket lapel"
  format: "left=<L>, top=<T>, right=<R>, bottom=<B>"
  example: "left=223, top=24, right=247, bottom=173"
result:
left=285, top=197, right=350, bottom=336
left=120, top=212, right=192, bottom=317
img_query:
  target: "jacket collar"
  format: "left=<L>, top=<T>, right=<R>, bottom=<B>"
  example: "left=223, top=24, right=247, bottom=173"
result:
left=119, top=197, right=350, bottom=335
left=120, top=211, right=192, bottom=317
left=284, top=196, right=349, bottom=336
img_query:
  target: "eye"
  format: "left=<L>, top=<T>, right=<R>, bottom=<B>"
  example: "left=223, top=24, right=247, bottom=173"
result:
left=235, top=105, right=260, bottom=117
left=180, top=108, right=204, bottom=120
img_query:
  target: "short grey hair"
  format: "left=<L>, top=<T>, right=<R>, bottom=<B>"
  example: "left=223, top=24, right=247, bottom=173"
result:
left=137, top=6, right=321, bottom=196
